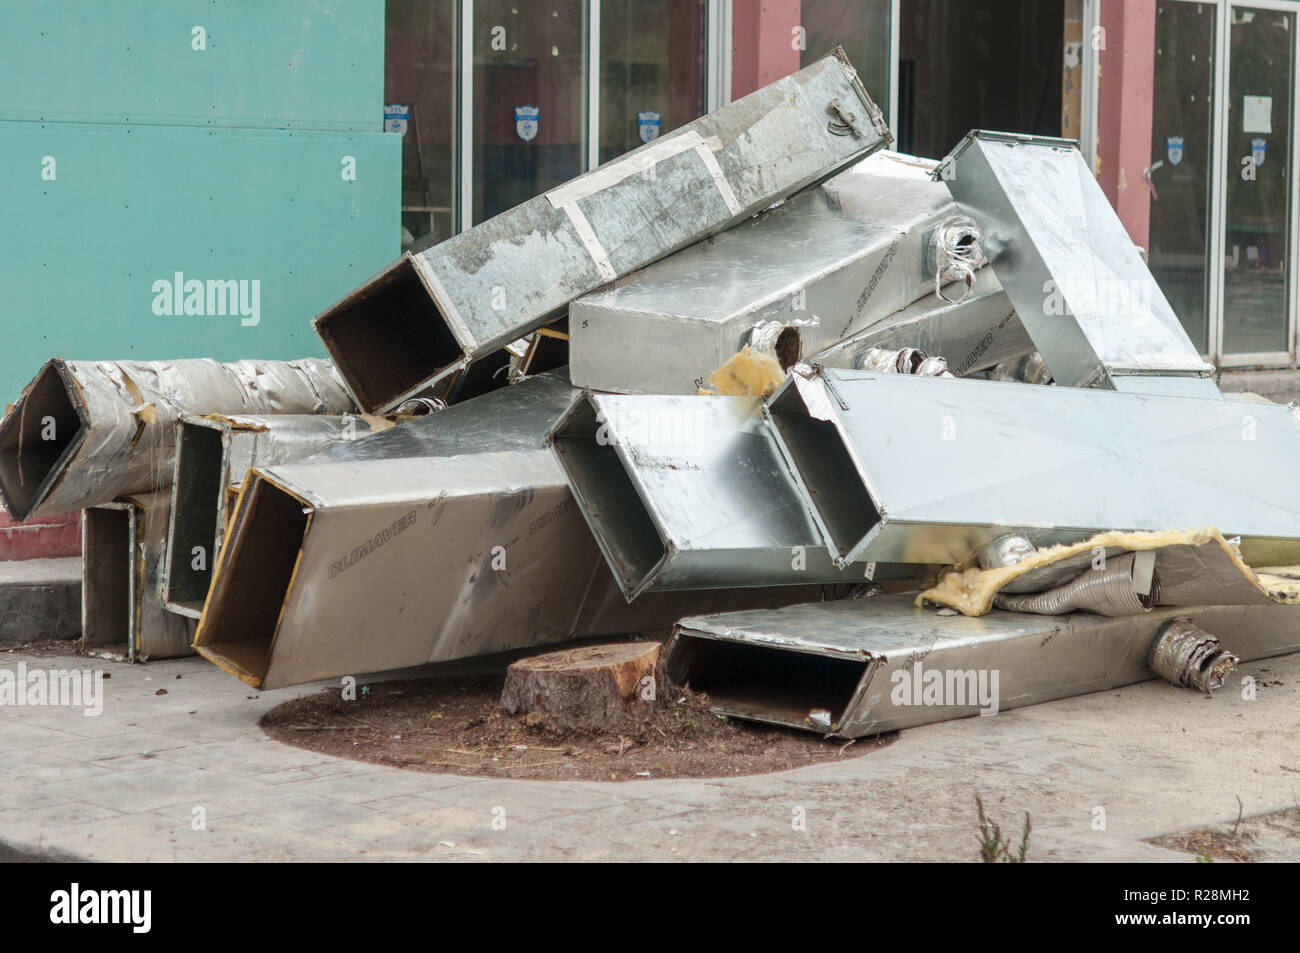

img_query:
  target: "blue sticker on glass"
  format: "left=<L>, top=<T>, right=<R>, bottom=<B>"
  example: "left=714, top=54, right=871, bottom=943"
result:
left=1252, top=137, right=1267, bottom=166
left=384, top=104, right=409, bottom=137
left=638, top=110, right=662, bottom=143
left=1166, top=135, right=1184, bottom=166
left=515, top=106, right=540, bottom=142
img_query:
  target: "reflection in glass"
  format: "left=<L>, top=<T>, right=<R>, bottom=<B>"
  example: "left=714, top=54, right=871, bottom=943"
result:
left=385, top=0, right=457, bottom=251
left=1148, top=1, right=1215, bottom=353
left=473, top=1, right=587, bottom=224
left=1224, top=7, right=1293, bottom=355
left=800, top=0, right=892, bottom=119
left=600, top=1, right=706, bottom=165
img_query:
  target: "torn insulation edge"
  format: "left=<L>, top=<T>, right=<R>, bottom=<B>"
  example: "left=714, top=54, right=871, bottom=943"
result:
left=698, top=346, right=785, bottom=397
left=919, top=526, right=1300, bottom=617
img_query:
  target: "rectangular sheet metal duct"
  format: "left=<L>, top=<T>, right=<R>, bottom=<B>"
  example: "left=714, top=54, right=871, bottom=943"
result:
left=194, top=373, right=828, bottom=690
left=82, top=490, right=196, bottom=662
left=809, top=267, right=1032, bottom=376
left=665, top=593, right=1300, bottom=737
left=163, top=413, right=385, bottom=618
left=568, top=151, right=976, bottom=395
left=549, top=391, right=896, bottom=599
left=312, top=49, right=890, bottom=414
left=936, top=131, right=1216, bottom=396
left=765, top=366, right=1300, bottom=568
left=0, top=358, right=354, bottom=522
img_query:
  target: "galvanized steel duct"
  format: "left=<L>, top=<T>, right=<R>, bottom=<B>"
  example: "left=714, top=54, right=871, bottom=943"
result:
left=0, top=358, right=355, bottom=521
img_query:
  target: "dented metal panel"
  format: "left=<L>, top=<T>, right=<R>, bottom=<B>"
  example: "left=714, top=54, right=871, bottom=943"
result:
left=569, top=151, right=975, bottom=395
left=765, top=366, right=1300, bottom=569
left=0, top=357, right=355, bottom=522
left=194, top=372, right=828, bottom=690
left=665, top=593, right=1300, bottom=737
left=312, top=49, right=890, bottom=413
left=548, top=391, right=876, bottom=599
left=936, top=131, right=1217, bottom=395
left=82, top=490, right=196, bottom=662
left=163, top=413, right=381, bottom=618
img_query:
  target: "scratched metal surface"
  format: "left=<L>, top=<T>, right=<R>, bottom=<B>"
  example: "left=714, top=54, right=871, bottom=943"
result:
left=569, top=151, right=962, bottom=396
left=0, top=357, right=354, bottom=522
left=939, top=131, right=1216, bottom=394
left=315, top=49, right=890, bottom=411
left=668, top=593, right=1300, bottom=736
left=767, top=367, right=1300, bottom=568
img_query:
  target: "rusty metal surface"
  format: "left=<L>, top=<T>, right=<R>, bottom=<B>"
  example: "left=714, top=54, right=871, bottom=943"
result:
left=312, top=49, right=890, bottom=413
left=0, top=357, right=354, bottom=521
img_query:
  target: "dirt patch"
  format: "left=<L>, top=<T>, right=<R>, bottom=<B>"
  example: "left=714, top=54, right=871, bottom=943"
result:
left=262, top=674, right=896, bottom=782
left=0, top=639, right=80, bottom=658
left=1147, top=805, right=1300, bottom=862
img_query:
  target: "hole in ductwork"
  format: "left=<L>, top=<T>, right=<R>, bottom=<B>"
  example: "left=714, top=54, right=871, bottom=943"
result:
left=774, top=327, right=802, bottom=371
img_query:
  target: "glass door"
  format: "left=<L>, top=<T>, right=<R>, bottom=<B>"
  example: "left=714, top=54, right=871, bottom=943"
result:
left=1148, top=1, right=1217, bottom=355
left=1221, top=3, right=1294, bottom=359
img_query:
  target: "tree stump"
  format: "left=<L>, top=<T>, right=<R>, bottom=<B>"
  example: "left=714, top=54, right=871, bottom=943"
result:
left=500, top=642, right=661, bottom=732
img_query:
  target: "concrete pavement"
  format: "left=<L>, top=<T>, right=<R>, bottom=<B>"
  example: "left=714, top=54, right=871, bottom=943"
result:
left=1, top=643, right=1297, bottom=862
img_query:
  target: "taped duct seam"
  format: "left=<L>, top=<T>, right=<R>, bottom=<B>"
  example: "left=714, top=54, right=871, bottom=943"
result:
left=313, top=48, right=889, bottom=413
left=0, top=358, right=354, bottom=522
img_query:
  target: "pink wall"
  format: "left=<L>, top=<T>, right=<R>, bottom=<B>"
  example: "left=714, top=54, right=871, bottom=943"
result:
left=1097, top=0, right=1157, bottom=248
left=731, top=0, right=803, bottom=100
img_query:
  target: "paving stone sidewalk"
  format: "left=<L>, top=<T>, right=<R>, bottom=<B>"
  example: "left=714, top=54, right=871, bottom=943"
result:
left=2, top=644, right=1297, bottom=862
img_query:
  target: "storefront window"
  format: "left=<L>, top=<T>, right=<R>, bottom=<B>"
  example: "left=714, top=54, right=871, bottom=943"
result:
left=385, top=0, right=458, bottom=252
left=1148, top=1, right=1216, bottom=354
left=473, top=1, right=587, bottom=224
left=599, top=0, right=707, bottom=165
left=1223, top=5, right=1293, bottom=356
left=800, top=0, right=891, bottom=121
left=898, top=0, right=1064, bottom=161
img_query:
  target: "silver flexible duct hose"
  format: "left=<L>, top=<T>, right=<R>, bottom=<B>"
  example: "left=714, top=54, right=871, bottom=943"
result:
left=993, top=552, right=1159, bottom=617
left=929, top=215, right=985, bottom=303
left=1148, top=619, right=1238, bottom=694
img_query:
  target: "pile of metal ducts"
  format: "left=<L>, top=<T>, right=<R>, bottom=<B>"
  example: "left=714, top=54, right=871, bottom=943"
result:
left=5, top=49, right=1299, bottom=735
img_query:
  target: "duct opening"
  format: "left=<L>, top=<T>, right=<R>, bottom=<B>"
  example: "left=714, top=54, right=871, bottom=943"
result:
left=194, top=475, right=310, bottom=687
left=164, top=423, right=226, bottom=615
left=0, top=360, right=86, bottom=521
left=314, top=257, right=465, bottom=412
left=550, top=399, right=667, bottom=597
left=775, top=327, right=802, bottom=370
left=767, top=384, right=880, bottom=560
left=667, top=634, right=867, bottom=729
left=82, top=506, right=132, bottom=659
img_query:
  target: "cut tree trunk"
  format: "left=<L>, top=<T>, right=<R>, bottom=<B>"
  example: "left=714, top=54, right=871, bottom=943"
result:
left=500, top=642, right=661, bottom=732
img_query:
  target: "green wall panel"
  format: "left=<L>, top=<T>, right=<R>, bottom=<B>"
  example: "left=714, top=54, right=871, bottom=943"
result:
left=0, top=0, right=384, bottom=131
left=0, top=120, right=399, bottom=397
